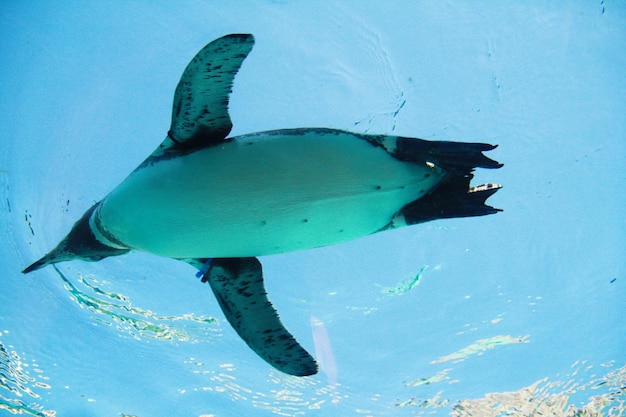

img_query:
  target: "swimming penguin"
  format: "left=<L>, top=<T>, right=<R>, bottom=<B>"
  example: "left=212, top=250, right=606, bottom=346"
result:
left=23, top=34, right=502, bottom=377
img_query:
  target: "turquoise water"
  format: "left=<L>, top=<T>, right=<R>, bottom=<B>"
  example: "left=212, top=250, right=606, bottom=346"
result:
left=2, top=2, right=625, bottom=416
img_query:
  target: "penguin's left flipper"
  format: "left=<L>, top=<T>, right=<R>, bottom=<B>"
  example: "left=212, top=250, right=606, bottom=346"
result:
left=185, top=257, right=318, bottom=377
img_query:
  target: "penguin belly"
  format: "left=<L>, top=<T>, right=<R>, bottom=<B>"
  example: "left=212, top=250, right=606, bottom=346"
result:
left=96, top=131, right=444, bottom=258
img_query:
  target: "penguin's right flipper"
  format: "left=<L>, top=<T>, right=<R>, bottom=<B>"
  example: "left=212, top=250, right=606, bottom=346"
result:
left=185, top=257, right=318, bottom=377
left=166, top=34, right=255, bottom=150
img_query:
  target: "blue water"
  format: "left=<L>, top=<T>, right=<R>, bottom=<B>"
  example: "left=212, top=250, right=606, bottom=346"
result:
left=1, top=2, right=625, bottom=416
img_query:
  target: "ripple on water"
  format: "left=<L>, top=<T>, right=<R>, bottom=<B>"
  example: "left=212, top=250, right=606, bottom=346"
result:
left=0, top=334, right=56, bottom=417
left=52, top=265, right=221, bottom=343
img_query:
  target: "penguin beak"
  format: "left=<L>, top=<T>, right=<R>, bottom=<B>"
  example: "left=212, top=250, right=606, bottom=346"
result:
left=22, top=252, right=60, bottom=274
left=22, top=243, right=76, bottom=274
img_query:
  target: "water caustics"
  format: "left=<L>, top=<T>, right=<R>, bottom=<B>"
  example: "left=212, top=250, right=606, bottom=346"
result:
left=0, top=335, right=55, bottom=417
left=52, top=265, right=220, bottom=343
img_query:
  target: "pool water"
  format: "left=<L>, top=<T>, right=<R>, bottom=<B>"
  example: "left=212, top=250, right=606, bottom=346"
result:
left=1, top=2, right=624, bottom=416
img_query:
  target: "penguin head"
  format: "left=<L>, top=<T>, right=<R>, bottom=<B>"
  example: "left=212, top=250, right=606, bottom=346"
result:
left=22, top=203, right=129, bottom=274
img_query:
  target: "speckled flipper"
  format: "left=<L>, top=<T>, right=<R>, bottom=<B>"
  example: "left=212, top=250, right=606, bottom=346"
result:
left=190, top=257, right=318, bottom=376
left=166, top=34, right=255, bottom=150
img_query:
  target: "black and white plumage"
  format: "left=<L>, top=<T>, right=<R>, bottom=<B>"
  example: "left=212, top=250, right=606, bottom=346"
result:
left=23, top=34, right=502, bottom=377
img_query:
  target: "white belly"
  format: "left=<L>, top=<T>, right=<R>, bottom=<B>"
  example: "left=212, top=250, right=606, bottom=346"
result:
left=97, top=131, right=444, bottom=258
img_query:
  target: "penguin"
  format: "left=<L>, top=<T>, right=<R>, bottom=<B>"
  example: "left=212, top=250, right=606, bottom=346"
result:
left=23, top=34, right=502, bottom=377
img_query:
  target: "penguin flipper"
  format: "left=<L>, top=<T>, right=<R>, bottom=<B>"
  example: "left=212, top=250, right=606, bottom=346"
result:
left=185, top=257, right=318, bottom=377
left=167, top=34, right=255, bottom=150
